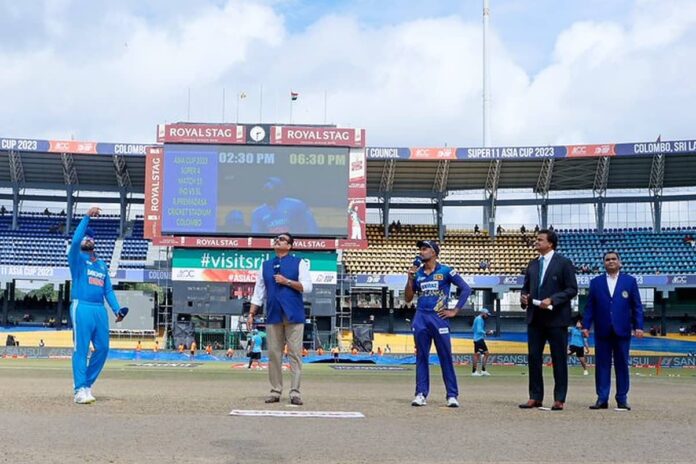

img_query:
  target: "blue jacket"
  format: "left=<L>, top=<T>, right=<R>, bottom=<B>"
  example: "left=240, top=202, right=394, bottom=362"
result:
left=583, top=272, right=644, bottom=338
left=261, top=255, right=305, bottom=324
left=68, top=216, right=120, bottom=312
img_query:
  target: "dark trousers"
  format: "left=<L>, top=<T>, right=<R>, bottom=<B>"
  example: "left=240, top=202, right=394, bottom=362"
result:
left=527, top=325, right=568, bottom=403
left=595, top=330, right=631, bottom=404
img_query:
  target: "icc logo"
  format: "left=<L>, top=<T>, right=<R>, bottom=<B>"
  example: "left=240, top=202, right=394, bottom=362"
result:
left=503, top=276, right=518, bottom=285
left=176, top=269, right=196, bottom=278
left=672, top=275, right=687, bottom=284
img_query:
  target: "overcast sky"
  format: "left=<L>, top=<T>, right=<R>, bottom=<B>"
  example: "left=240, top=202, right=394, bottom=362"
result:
left=1, top=0, right=695, bottom=148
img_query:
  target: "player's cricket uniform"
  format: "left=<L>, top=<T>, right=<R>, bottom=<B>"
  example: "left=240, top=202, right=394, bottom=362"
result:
left=68, top=216, right=122, bottom=392
left=411, top=264, right=471, bottom=399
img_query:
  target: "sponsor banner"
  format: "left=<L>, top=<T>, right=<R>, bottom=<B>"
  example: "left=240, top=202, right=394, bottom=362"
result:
left=566, top=143, right=615, bottom=158
left=354, top=274, right=696, bottom=288
left=48, top=140, right=95, bottom=154
left=330, top=365, right=410, bottom=371
left=459, top=145, right=563, bottom=160
left=0, top=265, right=64, bottom=279
left=339, top=147, right=368, bottom=249
left=366, top=140, right=696, bottom=161
left=144, top=146, right=163, bottom=239
left=153, top=236, right=342, bottom=249
left=365, top=147, right=410, bottom=160
left=409, top=147, right=457, bottom=160
left=615, top=139, right=696, bottom=156
left=0, top=137, right=150, bottom=155
left=97, top=143, right=150, bottom=155
left=157, top=123, right=246, bottom=144
left=271, top=126, right=365, bottom=147
left=0, top=265, right=168, bottom=283
left=172, top=268, right=336, bottom=284
left=171, top=248, right=337, bottom=284
left=0, top=138, right=49, bottom=152
left=452, top=354, right=696, bottom=368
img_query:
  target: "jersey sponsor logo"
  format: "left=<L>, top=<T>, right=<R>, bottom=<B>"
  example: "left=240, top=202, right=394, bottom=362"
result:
left=438, top=327, right=449, bottom=334
left=419, top=281, right=439, bottom=292
left=434, top=274, right=443, bottom=281
left=87, top=268, right=106, bottom=287
left=449, top=269, right=458, bottom=277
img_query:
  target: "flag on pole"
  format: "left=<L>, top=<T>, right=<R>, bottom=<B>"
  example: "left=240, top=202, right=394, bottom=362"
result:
left=290, top=91, right=299, bottom=101
left=239, top=91, right=247, bottom=100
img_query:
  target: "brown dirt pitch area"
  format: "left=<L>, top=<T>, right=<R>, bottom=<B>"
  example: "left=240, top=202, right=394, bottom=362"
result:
left=0, top=359, right=694, bottom=464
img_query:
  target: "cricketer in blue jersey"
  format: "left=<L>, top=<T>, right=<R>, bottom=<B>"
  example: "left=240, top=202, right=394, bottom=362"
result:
left=251, top=177, right=318, bottom=235
left=472, top=308, right=491, bottom=376
left=568, top=318, right=590, bottom=375
left=68, top=207, right=128, bottom=404
left=405, top=240, right=472, bottom=408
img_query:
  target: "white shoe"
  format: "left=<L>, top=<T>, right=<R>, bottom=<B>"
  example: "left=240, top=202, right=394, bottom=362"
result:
left=73, top=388, right=94, bottom=404
left=85, top=388, right=96, bottom=403
left=447, top=397, right=460, bottom=408
left=472, top=371, right=483, bottom=377
left=411, top=393, right=427, bottom=407
left=583, top=370, right=589, bottom=376
left=481, top=371, right=491, bottom=376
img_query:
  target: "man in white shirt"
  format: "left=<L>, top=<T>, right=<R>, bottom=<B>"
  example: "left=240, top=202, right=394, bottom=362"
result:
left=247, top=233, right=313, bottom=405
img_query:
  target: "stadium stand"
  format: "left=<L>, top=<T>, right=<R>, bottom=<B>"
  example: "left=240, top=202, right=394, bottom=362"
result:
left=119, top=217, right=150, bottom=268
left=0, top=213, right=153, bottom=269
left=342, top=224, right=696, bottom=275
left=0, top=214, right=119, bottom=267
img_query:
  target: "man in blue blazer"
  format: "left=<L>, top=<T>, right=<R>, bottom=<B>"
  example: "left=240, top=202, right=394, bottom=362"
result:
left=582, top=251, right=644, bottom=410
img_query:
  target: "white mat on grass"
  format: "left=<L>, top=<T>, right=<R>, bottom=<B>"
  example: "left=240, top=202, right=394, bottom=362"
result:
left=230, top=409, right=365, bottom=418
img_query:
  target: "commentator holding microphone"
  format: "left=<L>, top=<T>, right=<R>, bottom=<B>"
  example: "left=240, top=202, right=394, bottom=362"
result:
left=248, top=232, right=312, bottom=405
left=519, top=229, right=578, bottom=411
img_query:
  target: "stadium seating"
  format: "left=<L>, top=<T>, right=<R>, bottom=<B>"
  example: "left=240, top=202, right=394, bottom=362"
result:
left=0, top=213, right=155, bottom=270
left=342, top=225, right=696, bottom=275
left=119, top=218, right=149, bottom=268
left=0, top=215, right=118, bottom=267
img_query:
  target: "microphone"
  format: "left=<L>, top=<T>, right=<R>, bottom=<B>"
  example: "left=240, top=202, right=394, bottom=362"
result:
left=273, top=263, right=281, bottom=275
left=412, top=256, right=423, bottom=268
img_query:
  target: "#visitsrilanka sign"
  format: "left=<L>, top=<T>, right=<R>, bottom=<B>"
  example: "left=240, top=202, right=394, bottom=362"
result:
left=171, top=249, right=338, bottom=284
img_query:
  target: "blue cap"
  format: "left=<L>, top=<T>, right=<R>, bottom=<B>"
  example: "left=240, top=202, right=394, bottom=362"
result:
left=416, top=240, right=440, bottom=255
left=84, top=227, right=96, bottom=239
left=479, top=308, right=490, bottom=316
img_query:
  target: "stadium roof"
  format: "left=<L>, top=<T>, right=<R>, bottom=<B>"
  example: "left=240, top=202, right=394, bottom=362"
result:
left=1, top=133, right=696, bottom=198
left=366, top=154, right=696, bottom=196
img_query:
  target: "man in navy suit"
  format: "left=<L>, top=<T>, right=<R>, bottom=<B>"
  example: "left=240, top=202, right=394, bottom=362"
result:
left=519, top=229, right=578, bottom=411
left=582, top=251, right=644, bottom=411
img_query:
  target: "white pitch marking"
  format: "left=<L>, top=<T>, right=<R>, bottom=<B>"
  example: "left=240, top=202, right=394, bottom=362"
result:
left=229, top=409, right=364, bottom=418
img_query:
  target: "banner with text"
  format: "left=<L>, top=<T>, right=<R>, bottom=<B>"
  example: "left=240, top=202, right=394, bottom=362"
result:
left=171, top=248, right=338, bottom=284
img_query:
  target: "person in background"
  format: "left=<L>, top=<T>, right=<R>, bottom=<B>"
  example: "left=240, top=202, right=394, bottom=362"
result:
left=472, top=308, right=491, bottom=377
left=568, top=318, right=590, bottom=376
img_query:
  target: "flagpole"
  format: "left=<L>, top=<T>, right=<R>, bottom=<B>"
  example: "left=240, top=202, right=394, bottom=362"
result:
left=290, top=94, right=293, bottom=124
left=483, top=0, right=492, bottom=147
left=259, top=85, right=264, bottom=122
left=236, top=91, right=240, bottom=123
left=187, top=87, right=191, bottom=121
left=222, top=88, right=226, bottom=122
